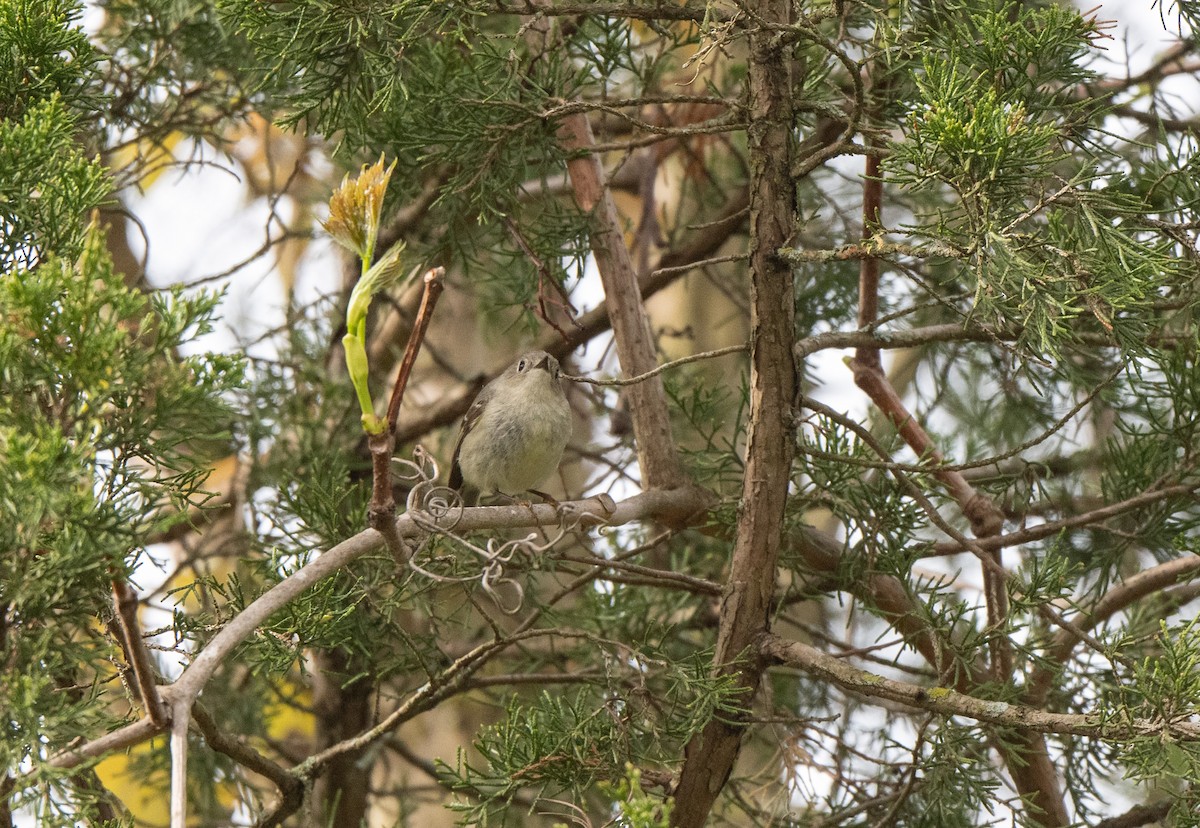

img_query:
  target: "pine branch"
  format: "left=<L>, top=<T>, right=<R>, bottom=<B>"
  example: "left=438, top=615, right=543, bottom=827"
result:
left=929, top=483, right=1200, bottom=556
left=787, top=524, right=966, bottom=685
left=488, top=0, right=724, bottom=22
left=1028, top=556, right=1200, bottom=706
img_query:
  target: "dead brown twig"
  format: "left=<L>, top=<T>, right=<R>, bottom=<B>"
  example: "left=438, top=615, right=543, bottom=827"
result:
left=110, top=578, right=168, bottom=727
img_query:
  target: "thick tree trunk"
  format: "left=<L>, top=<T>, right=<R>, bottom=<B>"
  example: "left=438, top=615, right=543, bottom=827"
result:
left=313, top=647, right=373, bottom=828
left=670, top=0, right=796, bottom=822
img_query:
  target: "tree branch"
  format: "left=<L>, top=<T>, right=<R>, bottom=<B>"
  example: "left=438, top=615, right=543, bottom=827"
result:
left=191, top=702, right=303, bottom=811
left=565, top=344, right=747, bottom=388
left=929, top=483, right=1200, bottom=555
left=795, top=323, right=1197, bottom=359
left=41, top=489, right=710, bottom=776
left=557, top=109, right=686, bottom=491
left=490, top=0, right=726, bottom=22
left=760, top=633, right=1200, bottom=741
left=1093, top=800, right=1174, bottom=828
left=1027, top=556, right=1200, bottom=707
left=46, top=716, right=162, bottom=769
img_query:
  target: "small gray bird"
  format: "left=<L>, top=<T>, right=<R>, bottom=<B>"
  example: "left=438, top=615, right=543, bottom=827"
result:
left=449, top=350, right=572, bottom=501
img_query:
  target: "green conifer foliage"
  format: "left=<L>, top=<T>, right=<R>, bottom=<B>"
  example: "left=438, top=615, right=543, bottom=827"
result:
left=4, top=0, right=1200, bottom=826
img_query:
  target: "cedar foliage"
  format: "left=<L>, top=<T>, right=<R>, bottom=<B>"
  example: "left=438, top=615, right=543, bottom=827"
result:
left=4, top=0, right=1200, bottom=826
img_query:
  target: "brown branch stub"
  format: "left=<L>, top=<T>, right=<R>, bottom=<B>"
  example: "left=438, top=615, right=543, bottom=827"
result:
left=555, top=108, right=686, bottom=491
left=384, top=267, right=445, bottom=434
left=855, top=152, right=883, bottom=372
left=364, top=428, right=397, bottom=556
left=370, top=267, right=445, bottom=556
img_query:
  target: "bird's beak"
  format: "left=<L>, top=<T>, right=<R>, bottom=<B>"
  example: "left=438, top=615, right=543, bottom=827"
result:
left=533, top=354, right=551, bottom=370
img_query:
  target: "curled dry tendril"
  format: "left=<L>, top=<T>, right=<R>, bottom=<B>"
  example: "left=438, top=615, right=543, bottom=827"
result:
left=392, top=448, right=581, bottom=614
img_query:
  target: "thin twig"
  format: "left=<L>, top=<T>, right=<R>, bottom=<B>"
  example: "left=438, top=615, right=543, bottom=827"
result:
left=927, top=483, right=1200, bottom=556
left=384, top=267, right=446, bottom=434
left=504, top=216, right=580, bottom=339
left=557, top=552, right=722, bottom=594
left=563, top=344, right=748, bottom=387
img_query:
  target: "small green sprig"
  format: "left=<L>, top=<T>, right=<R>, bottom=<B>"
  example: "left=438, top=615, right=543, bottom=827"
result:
left=322, top=156, right=405, bottom=434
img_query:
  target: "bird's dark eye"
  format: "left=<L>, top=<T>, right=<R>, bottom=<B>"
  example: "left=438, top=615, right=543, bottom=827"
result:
left=518, top=359, right=528, bottom=372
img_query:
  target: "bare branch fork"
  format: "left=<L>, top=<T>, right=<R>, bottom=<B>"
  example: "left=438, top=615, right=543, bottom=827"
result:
left=841, top=76, right=1066, bottom=826
left=564, top=343, right=749, bottom=387
left=164, top=264, right=449, bottom=828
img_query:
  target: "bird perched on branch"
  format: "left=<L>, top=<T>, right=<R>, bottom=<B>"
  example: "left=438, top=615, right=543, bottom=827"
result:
left=449, top=350, right=572, bottom=503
